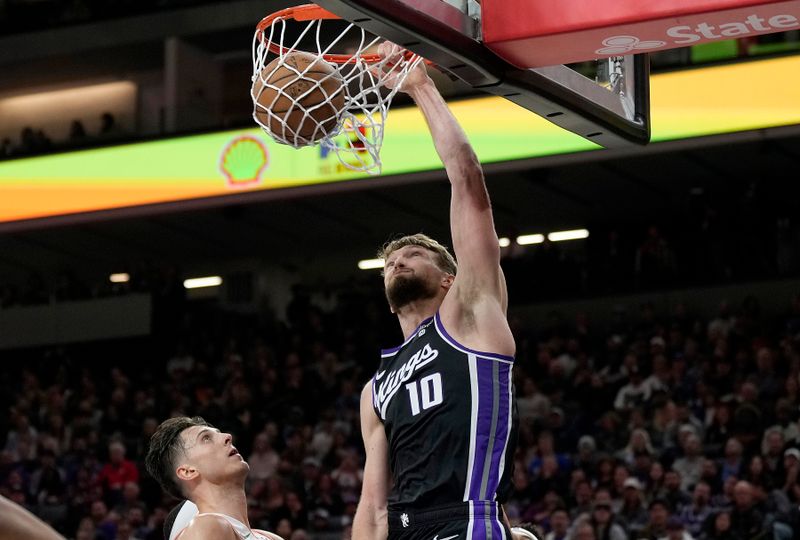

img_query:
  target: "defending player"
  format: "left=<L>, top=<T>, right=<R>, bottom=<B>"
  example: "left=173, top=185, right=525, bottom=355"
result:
left=354, top=44, right=530, bottom=540
left=145, top=416, right=283, bottom=540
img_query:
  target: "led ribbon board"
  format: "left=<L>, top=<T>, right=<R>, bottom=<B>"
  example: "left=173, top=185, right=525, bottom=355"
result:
left=0, top=55, right=799, bottom=225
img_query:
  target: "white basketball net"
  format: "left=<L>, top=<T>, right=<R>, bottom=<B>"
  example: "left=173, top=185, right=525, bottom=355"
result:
left=252, top=8, right=424, bottom=175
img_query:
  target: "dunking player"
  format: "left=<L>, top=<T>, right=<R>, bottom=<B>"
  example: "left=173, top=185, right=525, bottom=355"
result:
left=145, top=416, right=283, bottom=540
left=354, top=44, right=533, bottom=540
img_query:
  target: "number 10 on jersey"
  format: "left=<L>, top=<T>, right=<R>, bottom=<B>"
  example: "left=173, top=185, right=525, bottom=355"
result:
left=405, top=372, right=444, bottom=416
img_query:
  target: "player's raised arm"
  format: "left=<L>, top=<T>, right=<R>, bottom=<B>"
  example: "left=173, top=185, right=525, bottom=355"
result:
left=383, top=44, right=505, bottom=310
left=0, top=495, right=66, bottom=540
left=353, top=383, right=390, bottom=540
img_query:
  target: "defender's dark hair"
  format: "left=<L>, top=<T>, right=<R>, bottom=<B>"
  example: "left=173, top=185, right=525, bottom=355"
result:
left=145, top=416, right=210, bottom=500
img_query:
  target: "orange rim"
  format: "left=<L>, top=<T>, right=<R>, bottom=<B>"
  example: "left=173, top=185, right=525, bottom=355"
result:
left=255, top=3, right=419, bottom=65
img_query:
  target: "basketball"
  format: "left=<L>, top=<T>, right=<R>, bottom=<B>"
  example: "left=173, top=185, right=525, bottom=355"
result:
left=253, top=52, right=346, bottom=146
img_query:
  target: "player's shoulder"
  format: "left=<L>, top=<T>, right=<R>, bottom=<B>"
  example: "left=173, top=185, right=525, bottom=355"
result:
left=179, top=514, right=237, bottom=539
left=253, top=529, right=284, bottom=540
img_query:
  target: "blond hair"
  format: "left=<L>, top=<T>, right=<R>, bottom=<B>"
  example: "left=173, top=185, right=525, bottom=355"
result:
left=378, top=233, right=457, bottom=276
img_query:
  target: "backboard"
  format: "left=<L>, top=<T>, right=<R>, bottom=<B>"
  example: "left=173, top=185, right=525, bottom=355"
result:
left=313, top=0, right=651, bottom=148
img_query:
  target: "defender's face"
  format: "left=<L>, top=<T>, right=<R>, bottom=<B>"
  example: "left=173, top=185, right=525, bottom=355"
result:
left=177, top=426, right=248, bottom=487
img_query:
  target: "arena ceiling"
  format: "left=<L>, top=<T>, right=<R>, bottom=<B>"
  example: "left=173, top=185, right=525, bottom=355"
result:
left=0, top=0, right=798, bottom=283
left=0, top=126, right=798, bottom=284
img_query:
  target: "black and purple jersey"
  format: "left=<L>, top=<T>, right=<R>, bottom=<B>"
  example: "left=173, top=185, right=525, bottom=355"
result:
left=372, top=312, right=517, bottom=515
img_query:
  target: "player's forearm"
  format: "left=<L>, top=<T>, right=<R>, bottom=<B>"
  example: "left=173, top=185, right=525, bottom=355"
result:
left=352, top=504, right=388, bottom=540
left=0, top=496, right=65, bottom=540
left=408, top=81, right=483, bottom=187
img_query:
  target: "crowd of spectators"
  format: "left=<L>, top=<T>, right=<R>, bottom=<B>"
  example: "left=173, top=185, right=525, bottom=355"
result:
left=0, top=113, right=126, bottom=160
left=2, top=274, right=800, bottom=540
left=0, top=0, right=220, bottom=34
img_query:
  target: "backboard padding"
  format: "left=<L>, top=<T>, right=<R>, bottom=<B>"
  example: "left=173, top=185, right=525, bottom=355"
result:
left=314, top=0, right=651, bottom=147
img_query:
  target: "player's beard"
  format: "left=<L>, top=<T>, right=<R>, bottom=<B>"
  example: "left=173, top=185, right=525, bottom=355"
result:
left=385, top=274, right=438, bottom=311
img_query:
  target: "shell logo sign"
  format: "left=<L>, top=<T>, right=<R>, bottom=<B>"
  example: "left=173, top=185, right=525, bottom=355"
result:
left=219, top=136, right=269, bottom=188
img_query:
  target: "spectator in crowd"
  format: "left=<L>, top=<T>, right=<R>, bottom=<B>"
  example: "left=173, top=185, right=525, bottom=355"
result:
left=614, top=366, right=650, bottom=412
left=761, top=427, right=787, bottom=489
left=585, top=498, right=627, bottom=540
left=729, top=480, right=768, bottom=539
left=639, top=499, right=671, bottom=540
left=703, top=510, right=736, bottom=540
left=678, top=481, right=713, bottom=539
left=664, top=516, right=693, bottom=540
left=659, top=470, right=691, bottom=513
left=2, top=279, right=800, bottom=540
left=617, top=478, right=648, bottom=537
left=673, top=434, right=704, bottom=491
left=248, top=432, right=280, bottom=483
left=717, top=438, right=743, bottom=484
left=545, top=508, right=570, bottom=540
left=617, top=429, right=655, bottom=467
left=96, top=441, right=138, bottom=507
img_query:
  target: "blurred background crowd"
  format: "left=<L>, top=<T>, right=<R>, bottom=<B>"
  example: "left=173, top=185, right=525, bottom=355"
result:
left=2, top=273, right=800, bottom=540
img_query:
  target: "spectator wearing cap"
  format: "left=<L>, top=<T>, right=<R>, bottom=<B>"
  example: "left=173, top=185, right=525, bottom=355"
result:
left=638, top=499, right=671, bottom=540
left=618, top=477, right=648, bottom=537
left=586, top=499, right=627, bottom=540
left=783, top=447, right=800, bottom=502
left=661, top=516, right=694, bottom=540
left=677, top=481, right=713, bottom=538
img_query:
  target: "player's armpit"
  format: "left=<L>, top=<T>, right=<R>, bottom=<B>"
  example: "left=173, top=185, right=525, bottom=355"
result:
left=353, top=383, right=390, bottom=540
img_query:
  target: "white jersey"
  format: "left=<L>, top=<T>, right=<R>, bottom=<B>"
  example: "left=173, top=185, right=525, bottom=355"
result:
left=175, top=510, right=276, bottom=540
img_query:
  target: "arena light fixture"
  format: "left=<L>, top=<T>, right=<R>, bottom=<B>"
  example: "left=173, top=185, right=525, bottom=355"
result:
left=548, top=229, right=590, bottom=242
left=498, top=237, right=511, bottom=248
left=183, top=276, right=223, bottom=289
left=358, top=258, right=384, bottom=270
left=109, top=273, right=130, bottom=283
left=516, top=233, right=545, bottom=246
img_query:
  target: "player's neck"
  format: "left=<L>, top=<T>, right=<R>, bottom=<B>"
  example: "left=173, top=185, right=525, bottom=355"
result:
left=394, top=298, right=441, bottom=339
left=194, top=484, right=250, bottom=529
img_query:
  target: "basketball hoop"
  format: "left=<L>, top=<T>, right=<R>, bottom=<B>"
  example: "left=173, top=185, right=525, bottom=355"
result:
left=252, top=4, right=425, bottom=174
